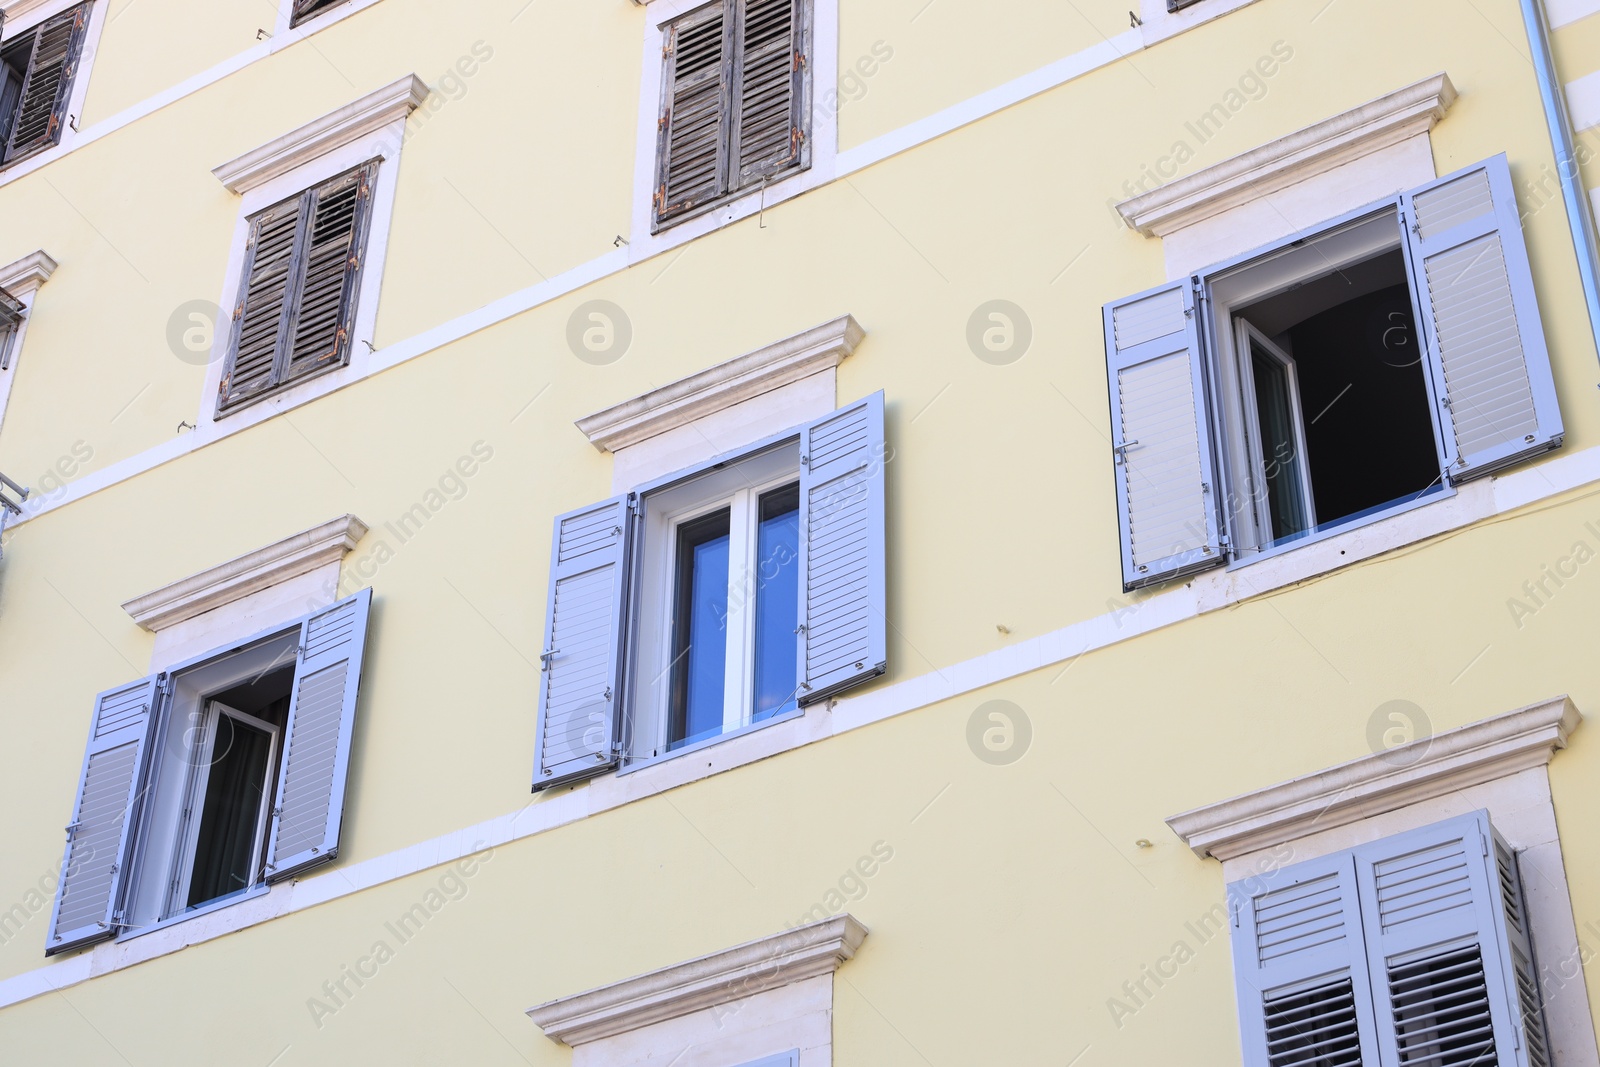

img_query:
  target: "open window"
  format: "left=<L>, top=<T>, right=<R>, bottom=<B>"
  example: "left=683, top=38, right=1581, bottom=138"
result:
left=44, top=590, right=372, bottom=956
left=532, top=395, right=886, bottom=790
left=1104, top=154, right=1563, bottom=590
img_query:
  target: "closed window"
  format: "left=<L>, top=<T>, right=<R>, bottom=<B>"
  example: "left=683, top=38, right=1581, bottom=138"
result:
left=653, top=0, right=812, bottom=231
left=45, top=591, right=372, bottom=956
left=217, top=162, right=377, bottom=417
left=1103, top=155, right=1563, bottom=590
left=1229, top=811, right=1550, bottom=1067
left=0, top=2, right=90, bottom=168
left=532, top=394, right=886, bottom=790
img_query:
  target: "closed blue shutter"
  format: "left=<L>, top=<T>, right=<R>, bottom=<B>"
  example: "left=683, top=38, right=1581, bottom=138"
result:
left=1402, top=154, right=1563, bottom=481
left=1103, top=280, right=1224, bottom=591
left=264, top=588, right=373, bottom=882
left=46, top=675, right=162, bottom=956
left=1229, top=851, right=1381, bottom=1067
left=1352, top=811, right=1548, bottom=1067
left=797, top=392, right=886, bottom=705
left=533, top=496, right=632, bottom=790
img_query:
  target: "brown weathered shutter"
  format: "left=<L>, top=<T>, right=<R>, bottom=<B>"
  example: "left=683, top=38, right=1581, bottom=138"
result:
left=730, top=0, right=806, bottom=189
left=220, top=197, right=306, bottom=411
left=284, top=162, right=374, bottom=382
left=2, top=3, right=88, bottom=164
left=654, top=1, right=731, bottom=227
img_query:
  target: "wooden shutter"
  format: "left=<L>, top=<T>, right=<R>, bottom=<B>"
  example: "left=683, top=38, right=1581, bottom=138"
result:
left=1353, top=811, right=1548, bottom=1067
left=1103, top=280, right=1224, bottom=591
left=1402, top=155, right=1563, bottom=481
left=729, top=0, right=807, bottom=189
left=0, top=284, right=22, bottom=370
left=1229, top=852, right=1382, bottom=1067
left=221, top=196, right=305, bottom=410
left=655, top=1, right=731, bottom=226
left=533, top=496, right=632, bottom=790
left=264, top=588, right=373, bottom=882
left=284, top=163, right=374, bottom=382
left=797, top=392, right=887, bottom=705
left=2, top=3, right=88, bottom=165
left=46, top=676, right=162, bottom=956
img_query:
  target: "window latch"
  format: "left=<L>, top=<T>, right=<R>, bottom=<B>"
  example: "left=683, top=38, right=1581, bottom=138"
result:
left=1112, top=439, right=1140, bottom=464
left=539, top=648, right=560, bottom=670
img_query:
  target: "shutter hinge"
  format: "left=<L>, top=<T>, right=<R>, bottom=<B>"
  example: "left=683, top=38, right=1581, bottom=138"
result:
left=156, top=674, right=171, bottom=695
left=659, top=110, right=670, bottom=131
left=627, top=494, right=641, bottom=515
left=793, top=50, right=806, bottom=71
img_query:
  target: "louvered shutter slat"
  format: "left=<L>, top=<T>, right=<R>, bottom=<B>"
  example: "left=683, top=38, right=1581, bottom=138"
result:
left=797, top=392, right=886, bottom=705
left=656, top=1, right=730, bottom=225
left=46, top=676, right=162, bottom=956
left=533, top=497, right=630, bottom=790
left=285, top=163, right=374, bottom=381
left=264, top=588, right=373, bottom=882
left=2, top=4, right=87, bottom=164
left=730, top=0, right=805, bottom=187
left=1403, top=155, right=1563, bottom=480
left=1103, top=281, right=1224, bottom=591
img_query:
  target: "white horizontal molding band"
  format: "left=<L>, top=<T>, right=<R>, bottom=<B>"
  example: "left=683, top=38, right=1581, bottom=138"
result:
left=213, top=75, right=429, bottom=194
left=1117, top=72, right=1458, bottom=236
left=1546, top=0, right=1600, bottom=28
left=526, top=914, right=868, bottom=1046
left=575, top=315, right=865, bottom=452
left=0, top=250, right=57, bottom=296
left=1164, top=696, right=1582, bottom=861
left=1567, top=67, right=1600, bottom=134
left=121, top=514, right=368, bottom=631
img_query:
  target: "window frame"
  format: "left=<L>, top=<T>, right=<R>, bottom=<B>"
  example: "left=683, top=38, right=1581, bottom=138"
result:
left=0, top=0, right=104, bottom=171
left=1233, top=318, right=1315, bottom=545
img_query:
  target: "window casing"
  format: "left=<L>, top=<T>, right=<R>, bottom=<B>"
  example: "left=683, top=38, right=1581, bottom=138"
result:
left=653, top=0, right=812, bottom=231
left=0, top=1, right=90, bottom=169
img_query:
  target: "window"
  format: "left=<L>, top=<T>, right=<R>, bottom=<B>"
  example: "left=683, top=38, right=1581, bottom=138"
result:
left=653, top=0, right=812, bottom=231
left=0, top=284, right=22, bottom=369
left=44, top=591, right=372, bottom=956
left=0, top=2, right=90, bottom=168
left=1104, top=154, right=1563, bottom=590
left=217, top=162, right=377, bottom=417
left=1229, top=811, right=1550, bottom=1067
left=289, top=0, right=349, bottom=27
left=532, top=394, right=886, bottom=790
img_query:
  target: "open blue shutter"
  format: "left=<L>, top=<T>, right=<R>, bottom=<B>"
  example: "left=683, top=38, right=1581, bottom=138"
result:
left=1353, top=811, right=1548, bottom=1067
left=533, top=496, right=631, bottom=790
left=46, top=675, right=162, bottom=956
left=1103, top=280, right=1224, bottom=591
left=1229, top=851, right=1381, bottom=1067
left=264, top=588, right=373, bottom=882
left=1402, top=155, right=1563, bottom=481
left=797, top=392, right=886, bottom=705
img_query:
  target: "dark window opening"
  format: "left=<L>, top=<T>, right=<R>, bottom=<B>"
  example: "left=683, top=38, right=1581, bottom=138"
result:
left=0, top=39, right=27, bottom=148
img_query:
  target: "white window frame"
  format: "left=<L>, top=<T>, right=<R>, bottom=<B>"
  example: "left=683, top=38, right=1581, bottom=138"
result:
left=0, top=0, right=106, bottom=166
left=1233, top=319, right=1316, bottom=544
left=199, top=107, right=407, bottom=435
left=628, top=0, right=839, bottom=258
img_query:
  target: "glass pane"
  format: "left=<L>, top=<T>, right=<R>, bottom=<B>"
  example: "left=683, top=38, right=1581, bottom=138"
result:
left=669, top=509, right=731, bottom=750
left=752, top=484, right=800, bottom=720
left=187, top=714, right=274, bottom=909
left=1251, top=341, right=1310, bottom=542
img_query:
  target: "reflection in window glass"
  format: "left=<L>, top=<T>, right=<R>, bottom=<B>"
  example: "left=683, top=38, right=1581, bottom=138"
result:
left=669, top=509, right=731, bottom=749
left=187, top=711, right=275, bottom=909
left=753, top=484, right=800, bottom=720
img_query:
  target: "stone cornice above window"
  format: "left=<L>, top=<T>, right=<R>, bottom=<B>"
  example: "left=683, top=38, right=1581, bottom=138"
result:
left=0, top=250, right=59, bottom=295
left=212, top=74, right=429, bottom=195
left=122, top=514, right=368, bottom=631
left=526, top=914, right=868, bottom=1047
left=575, top=315, right=866, bottom=453
left=0, top=0, right=66, bottom=25
left=1117, top=72, right=1457, bottom=238
left=1166, top=696, right=1580, bottom=862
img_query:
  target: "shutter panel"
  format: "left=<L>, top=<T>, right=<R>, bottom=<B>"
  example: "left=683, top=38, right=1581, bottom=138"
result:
left=797, top=392, right=887, bottom=705
left=264, top=588, right=373, bottom=882
left=1402, top=155, right=1563, bottom=481
left=1352, top=811, right=1545, bottom=1067
left=655, top=1, right=731, bottom=226
left=1229, top=852, right=1382, bottom=1067
left=0, top=284, right=22, bottom=371
left=1103, top=280, right=1224, bottom=591
left=291, top=0, right=340, bottom=24
left=284, top=162, right=375, bottom=382
left=220, top=195, right=306, bottom=411
left=3, top=3, right=88, bottom=164
left=729, top=0, right=806, bottom=189
left=533, top=496, right=631, bottom=790
left=46, top=675, right=162, bottom=956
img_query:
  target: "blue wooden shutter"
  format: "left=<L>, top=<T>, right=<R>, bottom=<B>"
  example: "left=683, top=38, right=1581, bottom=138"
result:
left=1402, top=154, right=1563, bottom=481
left=1352, top=811, right=1548, bottom=1067
left=533, top=496, right=631, bottom=790
left=1103, top=280, right=1224, bottom=591
left=264, top=588, right=373, bottom=882
left=1229, top=851, right=1381, bottom=1067
left=46, top=675, right=162, bottom=956
left=797, top=392, right=887, bottom=705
